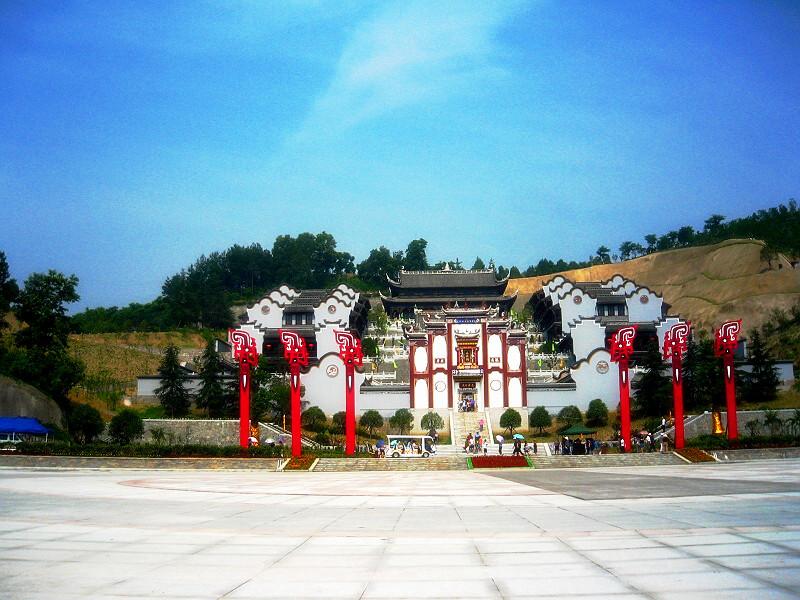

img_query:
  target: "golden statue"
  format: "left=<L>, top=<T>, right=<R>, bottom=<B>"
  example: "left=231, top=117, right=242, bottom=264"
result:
left=712, top=411, right=724, bottom=435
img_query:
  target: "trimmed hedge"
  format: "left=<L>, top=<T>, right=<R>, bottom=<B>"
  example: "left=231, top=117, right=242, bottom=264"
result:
left=685, top=434, right=800, bottom=450
left=13, top=442, right=374, bottom=459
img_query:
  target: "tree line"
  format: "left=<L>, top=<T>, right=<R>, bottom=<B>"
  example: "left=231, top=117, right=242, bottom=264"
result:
left=69, top=200, right=799, bottom=332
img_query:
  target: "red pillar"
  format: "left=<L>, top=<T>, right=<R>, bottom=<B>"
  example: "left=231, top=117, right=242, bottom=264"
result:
left=618, top=357, right=632, bottom=453
left=345, top=363, right=356, bottom=455
left=723, top=353, right=738, bottom=440
left=239, top=362, right=251, bottom=448
left=672, top=353, right=685, bottom=449
left=289, top=364, right=302, bottom=458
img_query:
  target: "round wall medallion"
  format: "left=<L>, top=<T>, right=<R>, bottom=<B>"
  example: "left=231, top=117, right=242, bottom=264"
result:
left=490, top=379, right=502, bottom=391
left=327, top=305, right=336, bottom=314
left=640, top=295, right=649, bottom=304
left=573, top=295, right=582, bottom=304
left=326, top=364, right=339, bottom=378
left=434, top=381, right=446, bottom=392
left=261, top=304, right=270, bottom=315
left=596, top=360, right=609, bottom=374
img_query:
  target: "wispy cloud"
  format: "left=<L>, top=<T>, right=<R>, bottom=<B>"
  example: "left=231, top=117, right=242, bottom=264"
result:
left=292, top=1, right=522, bottom=141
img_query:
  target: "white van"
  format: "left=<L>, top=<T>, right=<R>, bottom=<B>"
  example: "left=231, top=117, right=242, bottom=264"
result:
left=386, top=435, right=435, bottom=458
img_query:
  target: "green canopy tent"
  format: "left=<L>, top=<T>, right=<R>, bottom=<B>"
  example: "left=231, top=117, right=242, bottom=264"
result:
left=560, top=424, right=598, bottom=436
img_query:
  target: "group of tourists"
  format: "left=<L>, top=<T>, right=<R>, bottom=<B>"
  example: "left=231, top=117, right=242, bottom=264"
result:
left=553, top=436, right=600, bottom=455
left=619, top=431, right=670, bottom=453
left=458, top=397, right=477, bottom=412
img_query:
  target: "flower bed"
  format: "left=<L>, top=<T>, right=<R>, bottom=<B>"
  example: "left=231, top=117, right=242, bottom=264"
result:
left=675, top=447, right=716, bottom=463
left=284, top=455, right=316, bottom=470
left=470, top=455, right=529, bottom=469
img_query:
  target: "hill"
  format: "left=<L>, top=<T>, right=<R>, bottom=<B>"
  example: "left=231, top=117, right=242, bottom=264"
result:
left=508, top=239, right=800, bottom=334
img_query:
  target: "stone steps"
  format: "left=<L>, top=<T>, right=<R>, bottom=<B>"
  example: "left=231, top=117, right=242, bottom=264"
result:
left=529, top=453, right=685, bottom=469
left=313, top=456, right=468, bottom=472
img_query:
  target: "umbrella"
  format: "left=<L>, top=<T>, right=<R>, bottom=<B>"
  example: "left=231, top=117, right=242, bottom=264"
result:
left=513, top=433, right=525, bottom=440
left=376, top=439, right=385, bottom=448
left=495, top=435, right=504, bottom=443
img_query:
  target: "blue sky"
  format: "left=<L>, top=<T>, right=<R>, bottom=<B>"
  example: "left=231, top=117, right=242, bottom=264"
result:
left=2, top=1, right=799, bottom=311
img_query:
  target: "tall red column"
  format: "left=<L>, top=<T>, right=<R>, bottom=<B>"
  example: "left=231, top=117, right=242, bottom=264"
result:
left=229, top=330, right=259, bottom=449
left=662, top=322, right=690, bottom=450
left=610, top=326, right=637, bottom=453
left=618, top=357, right=632, bottom=453
left=335, top=330, right=363, bottom=456
left=280, top=330, right=309, bottom=458
left=672, top=353, right=685, bottom=449
left=715, top=320, right=742, bottom=441
left=723, top=353, right=738, bottom=440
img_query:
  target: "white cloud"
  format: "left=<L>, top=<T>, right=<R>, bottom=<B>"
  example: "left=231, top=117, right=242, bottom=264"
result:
left=292, top=1, right=522, bottom=141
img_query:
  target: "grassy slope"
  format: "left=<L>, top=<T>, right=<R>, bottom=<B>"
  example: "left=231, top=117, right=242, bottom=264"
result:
left=508, top=238, right=800, bottom=334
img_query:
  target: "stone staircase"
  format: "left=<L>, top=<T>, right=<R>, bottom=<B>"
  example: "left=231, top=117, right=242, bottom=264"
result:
left=313, top=456, right=468, bottom=472
left=529, top=452, right=686, bottom=469
left=452, top=410, right=489, bottom=450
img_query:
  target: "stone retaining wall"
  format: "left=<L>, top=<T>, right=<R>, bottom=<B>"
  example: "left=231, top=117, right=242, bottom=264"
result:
left=142, top=419, right=239, bottom=445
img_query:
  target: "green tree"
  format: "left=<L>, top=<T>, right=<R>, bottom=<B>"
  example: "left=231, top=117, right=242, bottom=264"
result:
left=557, top=405, right=582, bottom=427
left=301, top=406, right=327, bottom=432
left=4, top=270, right=84, bottom=410
left=596, top=246, right=611, bottom=263
left=357, top=246, right=404, bottom=288
left=703, top=214, right=726, bottom=237
left=529, top=406, right=552, bottom=434
left=389, top=408, right=414, bottom=434
left=644, top=234, right=658, bottom=254
left=499, top=408, right=522, bottom=435
left=251, top=372, right=289, bottom=424
left=68, top=403, right=105, bottom=444
left=471, top=257, right=486, bottom=270
left=331, top=411, right=346, bottom=435
left=359, top=410, right=384, bottom=437
left=195, top=339, right=226, bottom=417
left=742, top=330, right=780, bottom=404
left=155, top=344, right=191, bottom=417
left=762, top=408, right=783, bottom=436
left=683, top=335, right=724, bottom=411
left=420, top=411, right=444, bottom=433
left=404, top=239, right=428, bottom=271
left=368, top=307, right=389, bottom=335
left=0, top=251, right=18, bottom=331
left=108, top=409, right=144, bottom=445
left=632, top=339, right=671, bottom=417
left=586, top=399, right=609, bottom=427
left=787, top=409, right=800, bottom=437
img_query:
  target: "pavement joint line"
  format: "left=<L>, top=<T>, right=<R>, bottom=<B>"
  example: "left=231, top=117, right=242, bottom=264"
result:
left=554, top=532, right=658, bottom=600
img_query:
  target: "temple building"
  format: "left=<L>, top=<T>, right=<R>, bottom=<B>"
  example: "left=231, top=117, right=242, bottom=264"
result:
left=381, top=267, right=515, bottom=318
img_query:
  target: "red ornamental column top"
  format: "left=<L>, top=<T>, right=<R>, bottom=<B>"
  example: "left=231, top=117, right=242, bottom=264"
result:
left=714, top=320, right=742, bottom=358
left=610, top=325, right=638, bottom=363
left=662, top=322, right=691, bottom=360
left=280, top=330, right=309, bottom=368
left=228, top=329, right=259, bottom=368
left=334, top=330, right=363, bottom=368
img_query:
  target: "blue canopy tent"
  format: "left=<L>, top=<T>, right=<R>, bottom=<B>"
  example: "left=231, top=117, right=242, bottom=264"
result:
left=0, top=417, right=51, bottom=444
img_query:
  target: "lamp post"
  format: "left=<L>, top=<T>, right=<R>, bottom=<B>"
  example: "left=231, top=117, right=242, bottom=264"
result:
left=662, top=322, right=690, bottom=449
left=610, top=325, right=637, bottom=453
left=714, top=320, right=742, bottom=440
left=335, top=330, right=363, bottom=456
left=228, top=329, right=259, bottom=448
left=280, top=330, right=309, bottom=458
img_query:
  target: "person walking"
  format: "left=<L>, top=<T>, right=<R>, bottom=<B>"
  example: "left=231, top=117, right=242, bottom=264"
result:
left=496, top=434, right=504, bottom=455
left=533, top=440, right=538, bottom=455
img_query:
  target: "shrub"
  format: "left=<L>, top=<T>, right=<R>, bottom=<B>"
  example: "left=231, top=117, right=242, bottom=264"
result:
left=68, top=403, right=105, bottom=444
left=359, top=410, right=384, bottom=437
left=389, top=409, right=413, bottom=434
left=499, top=408, right=522, bottom=435
left=301, top=407, right=327, bottom=432
left=557, top=405, right=582, bottom=427
left=420, top=411, right=444, bottom=432
left=331, top=411, right=346, bottom=434
left=529, top=406, right=552, bottom=434
left=315, top=430, right=331, bottom=445
left=108, top=409, right=144, bottom=445
left=585, top=399, right=609, bottom=427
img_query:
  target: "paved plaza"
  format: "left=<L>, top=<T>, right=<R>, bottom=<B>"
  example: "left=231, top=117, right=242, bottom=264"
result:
left=1, top=460, right=799, bottom=599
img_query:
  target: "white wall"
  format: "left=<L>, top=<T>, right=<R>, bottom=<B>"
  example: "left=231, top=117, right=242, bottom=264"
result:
left=626, top=287, right=663, bottom=323
left=571, top=319, right=607, bottom=361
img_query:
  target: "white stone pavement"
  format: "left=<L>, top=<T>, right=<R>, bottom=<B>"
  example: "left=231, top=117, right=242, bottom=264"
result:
left=0, top=460, right=799, bottom=599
